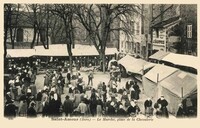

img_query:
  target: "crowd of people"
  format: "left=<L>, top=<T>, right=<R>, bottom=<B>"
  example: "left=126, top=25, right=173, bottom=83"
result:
left=4, top=61, right=193, bottom=119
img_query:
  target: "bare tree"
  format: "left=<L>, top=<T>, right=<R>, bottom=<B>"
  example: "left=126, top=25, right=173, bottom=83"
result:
left=4, top=4, right=21, bottom=57
left=24, top=4, right=48, bottom=49
left=50, top=4, right=76, bottom=72
left=75, top=4, right=141, bottom=72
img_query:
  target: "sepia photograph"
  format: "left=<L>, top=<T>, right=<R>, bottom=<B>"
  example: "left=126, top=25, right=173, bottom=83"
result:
left=3, top=3, right=197, bottom=121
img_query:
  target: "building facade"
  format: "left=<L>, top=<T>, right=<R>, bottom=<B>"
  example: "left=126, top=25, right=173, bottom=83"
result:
left=151, top=4, right=197, bottom=56
left=119, top=5, right=142, bottom=58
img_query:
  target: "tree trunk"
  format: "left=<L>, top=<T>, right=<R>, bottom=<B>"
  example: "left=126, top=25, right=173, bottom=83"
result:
left=31, top=26, right=37, bottom=48
left=4, top=10, right=9, bottom=58
left=102, top=52, right=106, bottom=73
left=39, top=29, right=47, bottom=49
left=9, top=27, right=14, bottom=49
left=100, top=51, right=106, bottom=73
left=36, top=32, right=40, bottom=46
left=46, top=5, right=49, bottom=49
left=66, top=44, right=73, bottom=72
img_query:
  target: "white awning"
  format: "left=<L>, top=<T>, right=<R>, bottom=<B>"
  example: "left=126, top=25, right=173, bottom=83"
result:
left=144, top=64, right=179, bottom=83
left=7, top=49, right=35, bottom=58
left=161, top=53, right=198, bottom=69
left=118, top=55, right=155, bottom=75
left=149, top=50, right=170, bottom=60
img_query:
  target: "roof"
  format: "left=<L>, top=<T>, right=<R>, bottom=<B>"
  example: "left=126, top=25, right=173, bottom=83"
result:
left=152, top=16, right=180, bottom=28
left=34, top=44, right=116, bottom=56
left=149, top=50, right=170, bottom=60
left=105, top=48, right=118, bottom=55
left=7, top=49, right=35, bottom=58
left=118, top=55, right=155, bottom=74
left=160, top=70, right=197, bottom=99
left=6, top=44, right=118, bottom=57
left=118, top=55, right=138, bottom=72
left=161, top=53, right=198, bottom=69
left=144, top=64, right=179, bottom=83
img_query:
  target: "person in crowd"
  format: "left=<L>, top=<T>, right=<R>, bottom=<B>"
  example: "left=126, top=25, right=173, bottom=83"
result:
left=83, top=94, right=90, bottom=114
left=8, top=78, right=15, bottom=100
left=36, top=90, right=43, bottom=113
left=73, top=90, right=81, bottom=109
left=127, top=100, right=140, bottom=116
left=90, top=90, right=97, bottom=116
left=87, top=70, right=94, bottom=86
left=55, top=93, right=62, bottom=116
left=176, top=103, right=185, bottom=118
left=27, top=102, right=37, bottom=118
left=44, top=71, right=51, bottom=87
left=66, top=71, right=71, bottom=85
left=133, top=81, right=140, bottom=100
left=121, top=90, right=129, bottom=102
left=18, top=90, right=28, bottom=117
left=63, top=95, right=74, bottom=117
left=30, top=83, right=37, bottom=98
left=57, top=72, right=64, bottom=95
left=41, top=89, right=49, bottom=117
left=48, top=92, right=57, bottom=116
left=4, top=100, right=18, bottom=118
left=107, top=101, right=116, bottom=117
left=97, top=81, right=103, bottom=98
left=183, top=97, right=194, bottom=117
left=125, top=80, right=132, bottom=92
left=77, top=82, right=84, bottom=94
left=102, top=82, right=107, bottom=103
left=144, top=97, right=153, bottom=117
left=157, top=95, right=169, bottom=118
left=130, top=87, right=136, bottom=100
left=96, top=97, right=104, bottom=117
left=117, top=104, right=127, bottom=117
left=76, top=99, right=88, bottom=116
left=30, top=71, right=36, bottom=84
left=5, top=92, right=12, bottom=103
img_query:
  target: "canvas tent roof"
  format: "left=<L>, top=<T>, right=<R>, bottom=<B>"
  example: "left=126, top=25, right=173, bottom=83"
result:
left=118, top=55, right=138, bottom=70
left=118, top=55, right=156, bottom=74
left=144, top=64, right=179, bottom=83
left=34, top=44, right=68, bottom=56
left=34, top=44, right=116, bottom=56
left=105, top=48, right=118, bottom=55
left=131, top=59, right=156, bottom=75
left=149, top=50, right=170, bottom=60
left=161, top=53, right=198, bottom=69
left=160, top=71, right=197, bottom=99
left=7, top=49, right=35, bottom=58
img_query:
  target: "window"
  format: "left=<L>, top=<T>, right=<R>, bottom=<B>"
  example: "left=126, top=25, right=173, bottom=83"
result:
left=187, top=25, right=192, bottom=38
left=130, top=21, right=135, bottom=35
left=125, top=41, right=129, bottom=53
left=16, top=28, right=23, bottom=42
left=136, top=22, right=140, bottom=35
left=156, top=29, right=159, bottom=38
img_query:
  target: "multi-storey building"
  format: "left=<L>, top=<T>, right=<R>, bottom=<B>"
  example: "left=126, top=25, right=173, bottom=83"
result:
left=119, top=5, right=142, bottom=58
left=151, top=4, right=197, bottom=56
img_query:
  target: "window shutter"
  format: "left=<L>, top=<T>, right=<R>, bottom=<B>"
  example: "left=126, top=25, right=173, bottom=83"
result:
left=187, top=25, right=192, bottom=38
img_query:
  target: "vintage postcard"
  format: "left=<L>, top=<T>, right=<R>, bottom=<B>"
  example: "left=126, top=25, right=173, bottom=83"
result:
left=1, top=0, right=199, bottom=128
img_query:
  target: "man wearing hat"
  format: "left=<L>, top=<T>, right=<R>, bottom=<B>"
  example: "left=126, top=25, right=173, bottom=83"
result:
left=87, top=70, right=94, bottom=86
left=63, top=95, right=74, bottom=117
